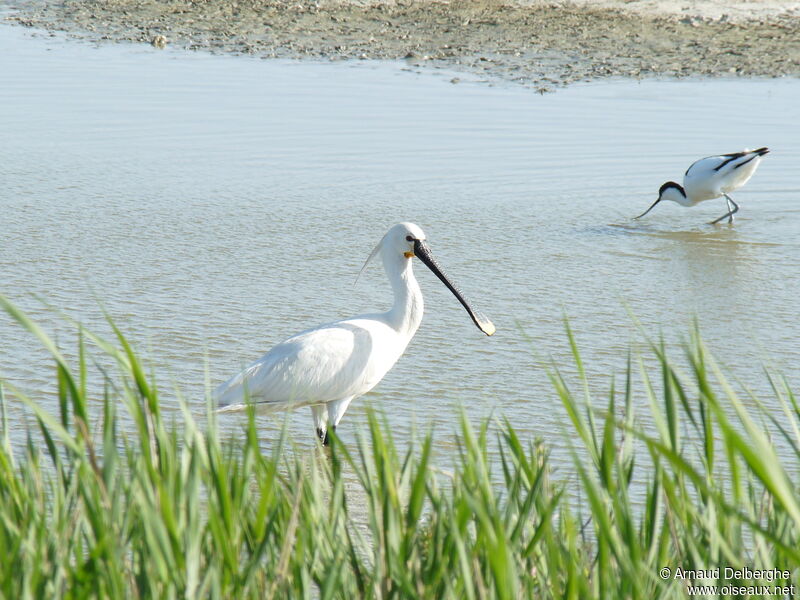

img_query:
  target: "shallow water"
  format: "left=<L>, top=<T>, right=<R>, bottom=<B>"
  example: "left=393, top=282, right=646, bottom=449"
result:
left=1, top=24, right=799, bottom=473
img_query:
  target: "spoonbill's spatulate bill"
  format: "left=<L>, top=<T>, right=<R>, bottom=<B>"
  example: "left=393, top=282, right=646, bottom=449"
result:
left=636, top=147, right=769, bottom=224
left=214, top=222, right=495, bottom=443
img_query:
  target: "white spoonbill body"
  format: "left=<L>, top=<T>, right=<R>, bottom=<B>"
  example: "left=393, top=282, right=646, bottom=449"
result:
left=214, top=222, right=495, bottom=443
left=636, top=147, right=769, bottom=224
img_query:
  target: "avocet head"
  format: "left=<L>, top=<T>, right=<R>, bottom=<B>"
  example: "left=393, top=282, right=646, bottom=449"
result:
left=362, top=222, right=495, bottom=336
left=635, top=181, right=687, bottom=219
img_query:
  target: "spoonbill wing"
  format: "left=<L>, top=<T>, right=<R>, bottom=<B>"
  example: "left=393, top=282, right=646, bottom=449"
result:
left=215, top=320, right=391, bottom=411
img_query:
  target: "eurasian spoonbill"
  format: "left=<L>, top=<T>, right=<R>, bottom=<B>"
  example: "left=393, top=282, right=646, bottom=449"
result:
left=215, top=222, right=495, bottom=443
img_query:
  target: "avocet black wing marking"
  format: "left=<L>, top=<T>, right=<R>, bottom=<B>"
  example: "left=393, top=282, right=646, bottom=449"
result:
left=713, top=151, right=748, bottom=172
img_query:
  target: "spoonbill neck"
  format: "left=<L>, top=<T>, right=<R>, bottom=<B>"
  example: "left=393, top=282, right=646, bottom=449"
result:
left=383, top=251, right=423, bottom=337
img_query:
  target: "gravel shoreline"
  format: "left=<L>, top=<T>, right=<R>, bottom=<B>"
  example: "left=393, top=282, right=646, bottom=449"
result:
left=4, top=0, right=800, bottom=90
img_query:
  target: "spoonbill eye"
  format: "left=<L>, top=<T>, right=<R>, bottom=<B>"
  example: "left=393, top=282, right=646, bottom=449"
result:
left=405, top=235, right=414, bottom=241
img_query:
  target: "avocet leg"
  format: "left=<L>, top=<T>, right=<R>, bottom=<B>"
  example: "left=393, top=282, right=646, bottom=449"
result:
left=709, top=195, right=739, bottom=225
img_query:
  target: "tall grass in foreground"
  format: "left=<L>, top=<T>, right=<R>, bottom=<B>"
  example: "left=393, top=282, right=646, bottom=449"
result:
left=0, top=298, right=799, bottom=599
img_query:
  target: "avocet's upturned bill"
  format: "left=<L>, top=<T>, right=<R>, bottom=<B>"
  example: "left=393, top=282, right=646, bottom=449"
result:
left=636, top=147, right=769, bottom=224
left=214, top=222, right=495, bottom=444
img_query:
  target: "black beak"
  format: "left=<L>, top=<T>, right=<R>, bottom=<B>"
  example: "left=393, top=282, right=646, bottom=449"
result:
left=413, top=239, right=495, bottom=336
left=635, top=198, right=661, bottom=219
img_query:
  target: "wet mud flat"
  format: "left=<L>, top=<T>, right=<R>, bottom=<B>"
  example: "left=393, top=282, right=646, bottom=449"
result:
left=5, top=0, right=800, bottom=90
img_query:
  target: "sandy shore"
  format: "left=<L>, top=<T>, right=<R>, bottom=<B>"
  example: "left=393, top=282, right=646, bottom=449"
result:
left=5, top=0, right=800, bottom=89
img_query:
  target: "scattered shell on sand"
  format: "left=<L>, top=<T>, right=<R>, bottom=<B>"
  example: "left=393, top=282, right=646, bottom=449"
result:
left=10, top=0, right=800, bottom=89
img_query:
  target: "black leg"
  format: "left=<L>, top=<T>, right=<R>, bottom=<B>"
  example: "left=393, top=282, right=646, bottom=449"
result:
left=322, top=426, right=336, bottom=447
left=317, top=427, right=327, bottom=444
